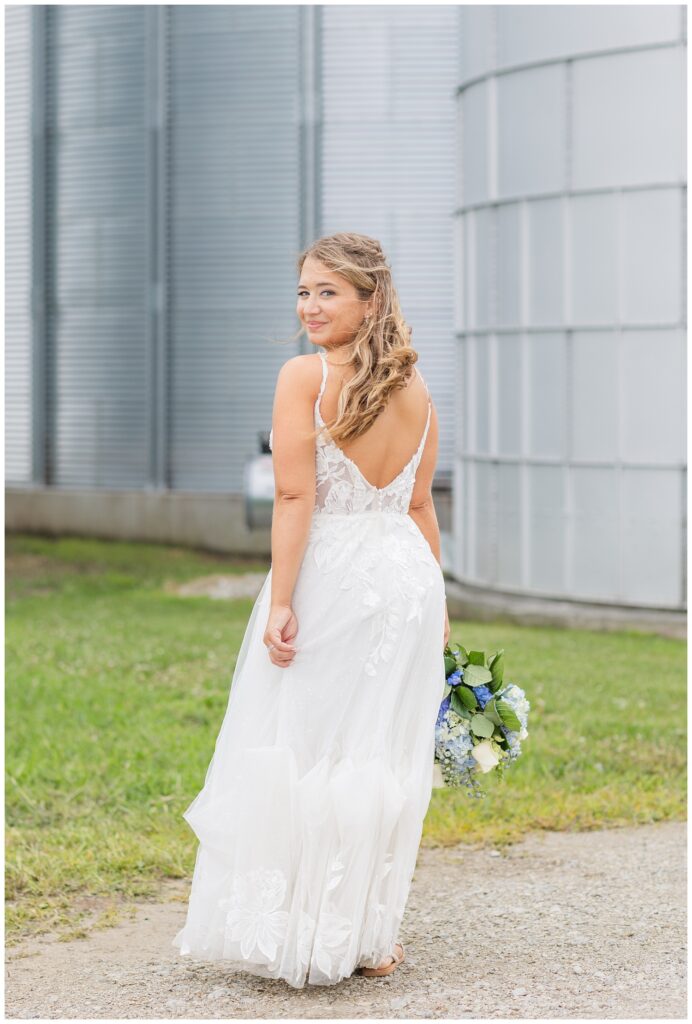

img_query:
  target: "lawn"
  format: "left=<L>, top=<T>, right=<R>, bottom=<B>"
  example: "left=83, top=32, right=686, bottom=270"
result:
left=6, top=534, right=686, bottom=944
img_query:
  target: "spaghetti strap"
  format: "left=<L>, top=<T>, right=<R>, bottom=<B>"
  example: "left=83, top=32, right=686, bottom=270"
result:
left=415, top=393, right=432, bottom=461
left=412, top=366, right=432, bottom=459
left=315, top=351, right=328, bottom=424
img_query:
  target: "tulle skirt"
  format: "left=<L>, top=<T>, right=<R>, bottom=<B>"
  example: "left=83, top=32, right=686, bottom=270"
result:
left=172, top=510, right=447, bottom=988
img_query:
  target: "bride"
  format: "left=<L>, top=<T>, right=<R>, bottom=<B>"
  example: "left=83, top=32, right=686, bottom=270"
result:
left=172, top=232, right=450, bottom=988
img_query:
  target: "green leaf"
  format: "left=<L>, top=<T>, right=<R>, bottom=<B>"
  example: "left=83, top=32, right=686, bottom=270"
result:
left=468, top=650, right=486, bottom=666
left=449, top=689, right=464, bottom=717
left=442, top=683, right=452, bottom=700
left=457, top=685, right=478, bottom=710
left=496, top=700, right=522, bottom=732
left=444, top=654, right=457, bottom=675
left=489, top=650, right=505, bottom=692
left=482, top=697, right=503, bottom=727
left=451, top=642, right=469, bottom=666
left=462, top=663, right=493, bottom=687
left=451, top=688, right=473, bottom=717
left=470, top=714, right=495, bottom=738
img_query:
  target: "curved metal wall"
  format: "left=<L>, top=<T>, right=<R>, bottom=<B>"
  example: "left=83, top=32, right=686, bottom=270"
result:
left=454, top=5, right=686, bottom=609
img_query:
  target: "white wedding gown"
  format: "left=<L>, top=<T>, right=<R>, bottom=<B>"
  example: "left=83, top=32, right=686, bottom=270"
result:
left=172, top=351, right=447, bottom=988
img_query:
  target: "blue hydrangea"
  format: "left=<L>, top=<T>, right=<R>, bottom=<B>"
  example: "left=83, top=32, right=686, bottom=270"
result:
left=436, top=694, right=451, bottom=730
left=434, top=701, right=485, bottom=796
left=446, top=668, right=463, bottom=687
left=473, top=684, right=493, bottom=708
left=501, top=683, right=530, bottom=729
left=500, top=724, right=522, bottom=761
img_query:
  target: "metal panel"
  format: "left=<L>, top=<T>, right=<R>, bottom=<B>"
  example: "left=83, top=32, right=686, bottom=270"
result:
left=473, top=207, right=494, bottom=330
left=620, top=329, right=686, bottom=464
left=496, top=63, right=566, bottom=199
left=497, top=462, right=522, bottom=587
left=528, top=333, right=567, bottom=459
left=573, top=47, right=685, bottom=189
left=572, top=331, right=619, bottom=462
left=459, top=81, right=489, bottom=207
left=5, top=5, right=32, bottom=484
left=320, top=4, right=459, bottom=479
left=570, top=193, right=619, bottom=325
left=528, top=198, right=564, bottom=326
left=474, top=460, right=496, bottom=582
left=571, top=466, right=621, bottom=599
left=496, top=203, right=521, bottom=326
left=621, top=467, right=683, bottom=605
left=528, top=465, right=565, bottom=594
left=496, top=5, right=681, bottom=71
left=497, top=333, right=522, bottom=456
left=167, top=5, right=302, bottom=491
left=621, top=189, right=683, bottom=323
left=45, top=4, right=150, bottom=487
left=459, top=5, right=495, bottom=84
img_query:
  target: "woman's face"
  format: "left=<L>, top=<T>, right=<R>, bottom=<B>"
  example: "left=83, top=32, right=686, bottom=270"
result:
left=297, top=256, right=372, bottom=352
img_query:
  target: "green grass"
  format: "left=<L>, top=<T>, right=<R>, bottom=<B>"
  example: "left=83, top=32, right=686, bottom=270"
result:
left=6, top=534, right=686, bottom=944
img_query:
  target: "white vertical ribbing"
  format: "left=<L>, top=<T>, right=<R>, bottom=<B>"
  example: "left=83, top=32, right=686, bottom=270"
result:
left=488, top=74, right=498, bottom=203
left=520, top=198, right=531, bottom=588
left=563, top=192, right=573, bottom=595
left=489, top=331, right=498, bottom=457
left=615, top=188, right=625, bottom=601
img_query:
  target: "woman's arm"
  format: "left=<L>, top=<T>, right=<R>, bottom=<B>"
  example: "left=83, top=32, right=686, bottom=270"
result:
left=407, top=401, right=442, bottom=566
left=408, top=496, right=442, bottom=565
left=269, top=355, right=319, bottom=609
left=407, top=402, right=450, bottom=647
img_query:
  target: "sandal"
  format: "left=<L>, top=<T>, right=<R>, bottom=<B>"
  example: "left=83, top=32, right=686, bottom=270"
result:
left=359, top=942, right=405, bottom=977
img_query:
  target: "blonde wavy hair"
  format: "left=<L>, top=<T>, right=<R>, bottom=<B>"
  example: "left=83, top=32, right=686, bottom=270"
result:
left=294, top=232, right=420, bottom=448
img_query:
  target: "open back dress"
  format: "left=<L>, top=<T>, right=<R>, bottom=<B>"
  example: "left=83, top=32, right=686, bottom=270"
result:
left=172, top=350, right=447, bottom=988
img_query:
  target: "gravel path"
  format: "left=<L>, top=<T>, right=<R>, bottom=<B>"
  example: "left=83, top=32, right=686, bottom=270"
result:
left=5, top=822, right=686, bottom=1020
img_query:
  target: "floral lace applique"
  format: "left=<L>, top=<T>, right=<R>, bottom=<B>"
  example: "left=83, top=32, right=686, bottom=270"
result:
left=311, top=910, right=353, bottom=976
left=219, top=867, right=289, bottom=961
left=310, top=514, right=440, bottom=677
left=295, top=904, right=352, bottom=976
left=313, top=422, right=431, bottom=516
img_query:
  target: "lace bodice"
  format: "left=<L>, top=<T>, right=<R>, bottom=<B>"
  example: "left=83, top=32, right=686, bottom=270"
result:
left=269, top=351, right=432, bottom=515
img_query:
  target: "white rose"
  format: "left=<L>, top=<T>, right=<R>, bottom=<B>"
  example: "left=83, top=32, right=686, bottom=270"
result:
left=519, top=726, right=528, bottom=740
left=471, top=739, right=501, bottom=773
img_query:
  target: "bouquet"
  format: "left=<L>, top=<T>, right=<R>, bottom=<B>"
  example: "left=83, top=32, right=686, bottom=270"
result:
left=434, top=641, right=530, bottom=798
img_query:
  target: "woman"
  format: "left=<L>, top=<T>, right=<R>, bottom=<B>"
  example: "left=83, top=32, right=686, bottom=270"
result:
left=172, top=233, right=450, bottom=988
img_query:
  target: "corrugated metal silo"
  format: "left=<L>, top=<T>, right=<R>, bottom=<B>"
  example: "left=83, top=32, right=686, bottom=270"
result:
left=454, top=5, right=686, bottom=609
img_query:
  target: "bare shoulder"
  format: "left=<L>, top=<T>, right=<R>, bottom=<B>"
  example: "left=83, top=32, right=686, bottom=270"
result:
left=275, top=353, right=322, bottom=394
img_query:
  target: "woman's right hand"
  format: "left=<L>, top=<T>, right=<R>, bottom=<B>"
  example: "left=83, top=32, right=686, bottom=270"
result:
left=263, top=604, right=298, bottom=668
